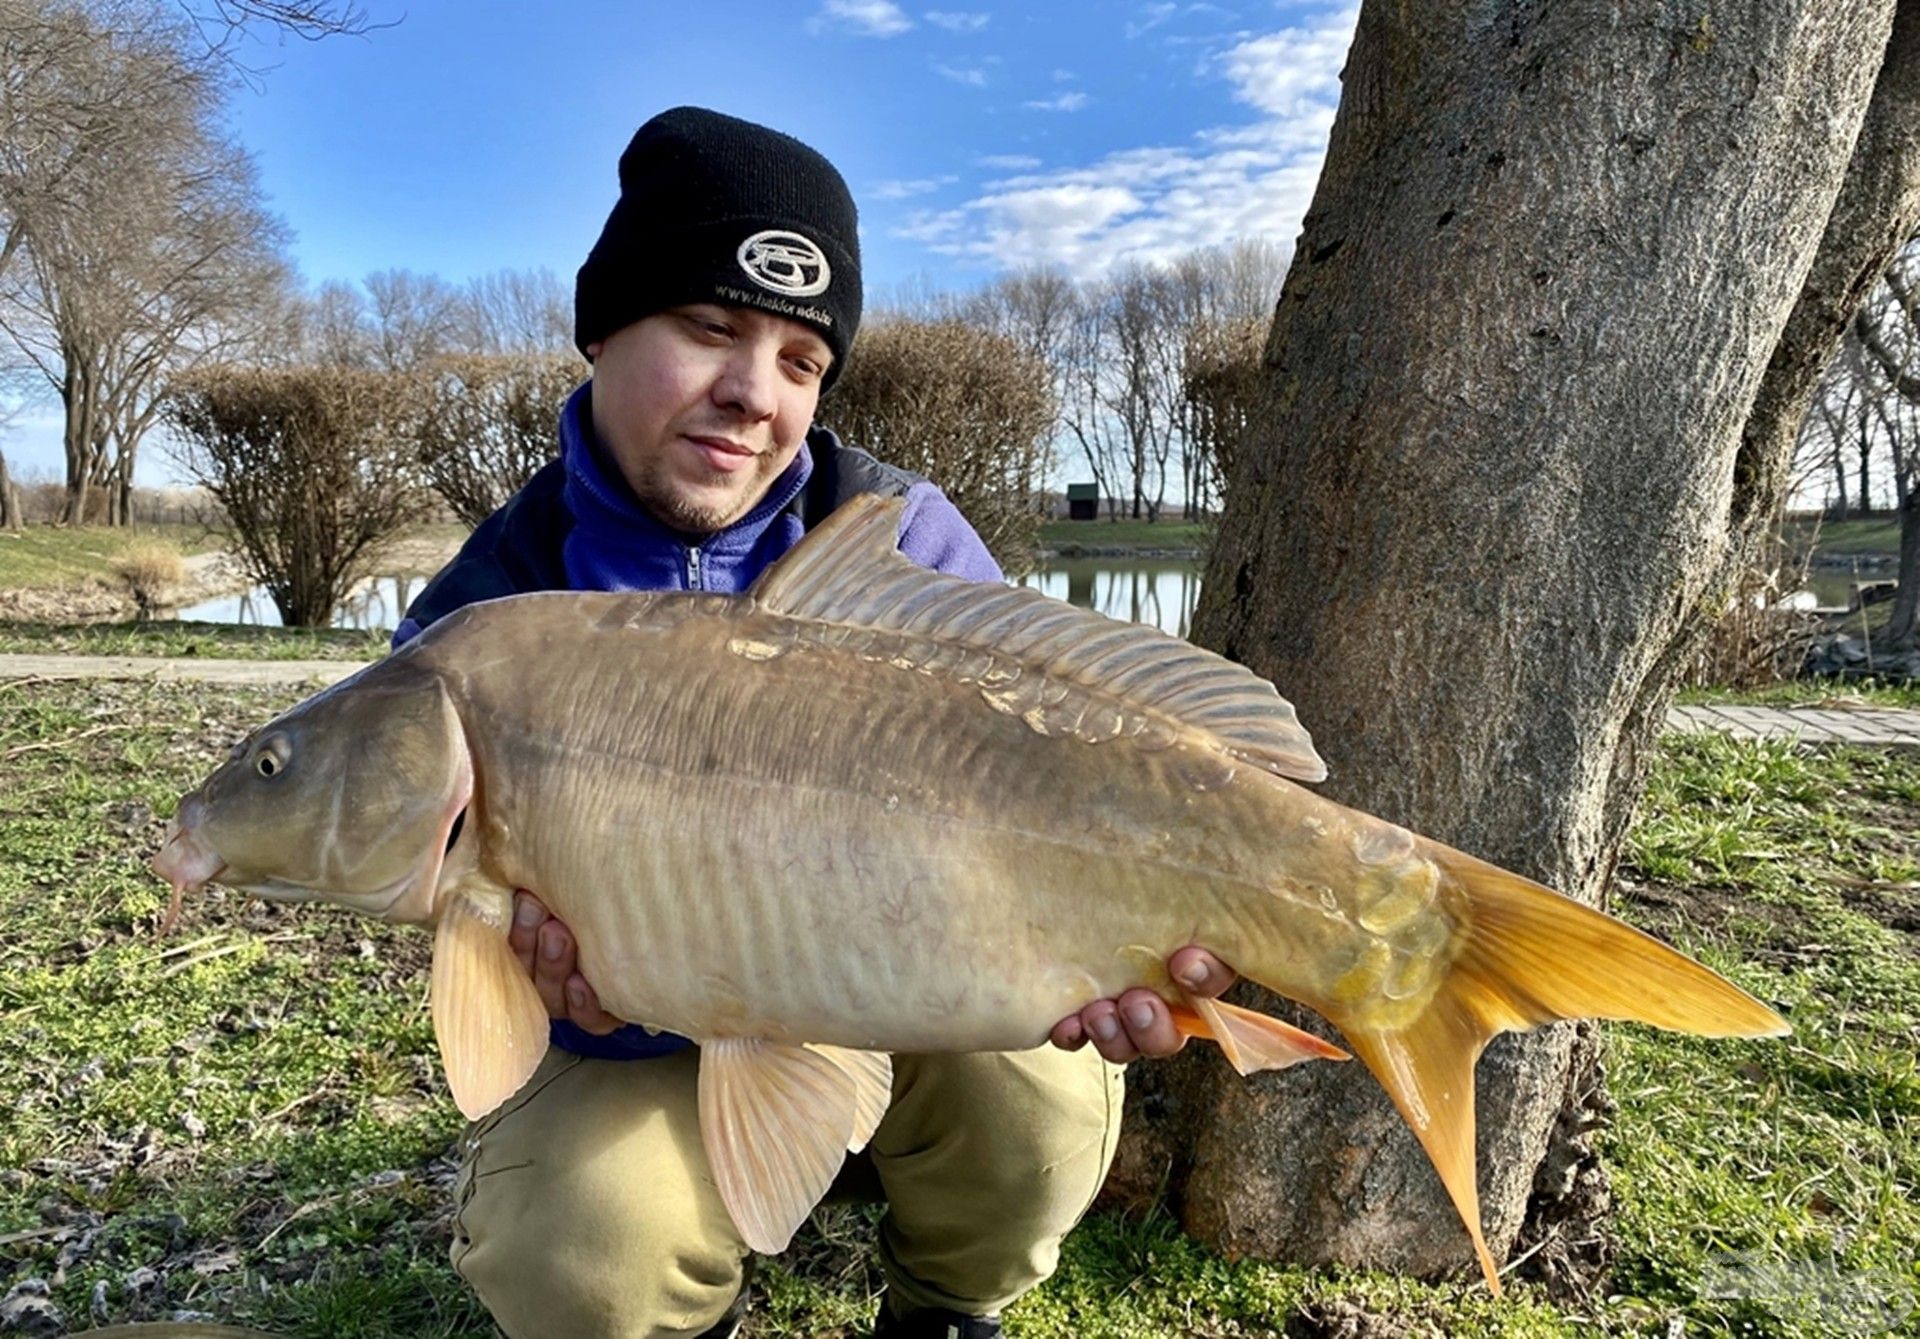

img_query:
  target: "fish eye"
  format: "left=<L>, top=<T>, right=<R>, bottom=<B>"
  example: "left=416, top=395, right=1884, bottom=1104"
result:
left=252, top=733, right=291, bottom=780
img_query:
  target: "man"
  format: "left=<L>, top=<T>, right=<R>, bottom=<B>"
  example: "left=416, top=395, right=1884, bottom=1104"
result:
left=397, top=106, right=1232, bottom=1339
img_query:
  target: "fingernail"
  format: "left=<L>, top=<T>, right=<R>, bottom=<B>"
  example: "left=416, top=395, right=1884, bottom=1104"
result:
left=515, top=898, right=542, bottom=929
left=541, top=930, right=564, bottom=960
left=1176, top=960, right=1210, bottom=988
left=1125, top=1003, right=1156, bottom=1032
left=567, top=984, right=585, bottom=1010
left=1089, top=1014, right=1121, bottom=1043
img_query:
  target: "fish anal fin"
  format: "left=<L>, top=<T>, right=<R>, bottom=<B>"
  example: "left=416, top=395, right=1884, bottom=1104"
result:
left=430, top=890, right=550, bottom=1120
left=698, top=1038, right=889, bottom=1254
left=1169, top=995, right=1350, bottom=1074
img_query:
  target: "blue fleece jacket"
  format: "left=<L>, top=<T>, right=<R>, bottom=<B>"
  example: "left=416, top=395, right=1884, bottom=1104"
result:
left=394, top=381, right=1002, bottom=1058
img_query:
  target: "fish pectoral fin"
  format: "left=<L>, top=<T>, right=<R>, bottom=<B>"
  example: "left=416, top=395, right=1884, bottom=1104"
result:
left=1171, top=993, right=1350, bottom=1075
left=806, top=1043, right=894, bottom=1152
left=698, top=1039, right=892, bottom=1254
left=430, top=892, right=550, bottom=1120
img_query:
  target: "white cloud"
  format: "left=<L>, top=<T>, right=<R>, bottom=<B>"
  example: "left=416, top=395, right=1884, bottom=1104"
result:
left=1052, top=68, right=1077, bottom=81
left=1023, top=91, right=1089, bottom=112
left=1217, top=14, right=1349, bottom=116
left=1125, top=2, right=1178, bottom=39
left=977, top=153, right=1042, bottom=170
left=808, top=0, right=913, bottom=37
left=925, top=9, right=989, bottom=31
left=895, top=6, right=1357, bottom=281
left=936, top=62, right=988, bottom=86
left=874, top=176, right=958, bottom=199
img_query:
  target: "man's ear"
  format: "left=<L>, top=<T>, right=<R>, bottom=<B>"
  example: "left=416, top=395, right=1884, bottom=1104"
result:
left=585, top=341, right=603, bottom=361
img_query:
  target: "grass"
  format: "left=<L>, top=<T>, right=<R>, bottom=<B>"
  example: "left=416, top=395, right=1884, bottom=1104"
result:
left=0, top=682, right=1915, bottom=1336
left=1788, top=515, right=1903, bottom=559
left=1039, top=518, right=1209, bottom=552
left=0, top=621, right=388, bottom=661
left=0, top=524, right=223, bottom=590
left=1677, top=678, right=1920, bottom=710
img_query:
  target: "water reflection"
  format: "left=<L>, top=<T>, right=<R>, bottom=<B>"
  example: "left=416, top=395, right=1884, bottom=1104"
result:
left=174, top=574, right=424, bottom=631
left=1017, top=558, right=1202, bottom=638
left=171, top=561, right=1206, bottom=636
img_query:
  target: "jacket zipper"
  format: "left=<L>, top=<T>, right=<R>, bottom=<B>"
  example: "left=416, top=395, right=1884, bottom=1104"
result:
left=686, top=544, right=702, bottom=590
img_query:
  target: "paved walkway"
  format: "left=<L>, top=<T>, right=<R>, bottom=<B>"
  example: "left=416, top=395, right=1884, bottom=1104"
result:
left=1665, top=703, right=1920, bottom=746
left=4, top=652, right=1918, bottom=746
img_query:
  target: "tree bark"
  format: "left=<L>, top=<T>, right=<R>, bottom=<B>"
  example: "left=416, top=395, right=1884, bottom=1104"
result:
left=0, top=450, right=20, bottom=531
left=1110, top=0, right=1920, bottom=1284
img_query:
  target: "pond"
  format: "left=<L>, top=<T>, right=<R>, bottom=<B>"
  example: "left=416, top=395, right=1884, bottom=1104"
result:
left=171, top=560, right=1207, bottom=636
left=175, top=575, right=430, bottom=632
left=170, top=559, right=1871, bottom=639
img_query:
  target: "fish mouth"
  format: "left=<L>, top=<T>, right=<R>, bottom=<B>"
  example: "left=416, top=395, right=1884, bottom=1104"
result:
left=151, top=814, right=227, bottom=934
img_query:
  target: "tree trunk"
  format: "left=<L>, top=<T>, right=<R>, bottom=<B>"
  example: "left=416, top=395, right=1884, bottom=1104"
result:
left=0, top=451, right=20, bottom=531
left=1111, top=0, right=1920, bottom=1286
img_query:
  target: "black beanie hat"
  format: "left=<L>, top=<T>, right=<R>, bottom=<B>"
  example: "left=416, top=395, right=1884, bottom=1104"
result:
left=575, top=107, right=863, bottom=389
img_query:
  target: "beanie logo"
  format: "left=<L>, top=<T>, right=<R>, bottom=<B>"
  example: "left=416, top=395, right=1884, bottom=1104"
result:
left=737, top=230, right=832, bottom=298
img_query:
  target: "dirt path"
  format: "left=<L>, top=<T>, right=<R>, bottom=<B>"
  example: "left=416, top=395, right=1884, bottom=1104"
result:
left=0, top=653, right=360, bottom=687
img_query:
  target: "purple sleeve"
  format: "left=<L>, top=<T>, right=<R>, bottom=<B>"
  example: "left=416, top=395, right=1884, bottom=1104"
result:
left=390, top=617, right=423, bottom=650
left=895, top=481, right=1004, bottom=583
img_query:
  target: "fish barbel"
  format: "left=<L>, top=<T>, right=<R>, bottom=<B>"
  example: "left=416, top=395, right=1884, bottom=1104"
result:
left=151, top=495, right=1786, bottom=1291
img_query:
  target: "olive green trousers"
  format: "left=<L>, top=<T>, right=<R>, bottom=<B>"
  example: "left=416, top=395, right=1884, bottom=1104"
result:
left=449, top=1043, right=1124, bottom=1339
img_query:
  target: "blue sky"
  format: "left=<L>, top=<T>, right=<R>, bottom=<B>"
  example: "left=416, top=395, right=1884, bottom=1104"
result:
left=5, top=0, right=1358, bottom=483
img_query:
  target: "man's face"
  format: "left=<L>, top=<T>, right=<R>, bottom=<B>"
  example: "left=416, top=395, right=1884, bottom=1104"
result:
left=587, top=304, right=832, bottom=535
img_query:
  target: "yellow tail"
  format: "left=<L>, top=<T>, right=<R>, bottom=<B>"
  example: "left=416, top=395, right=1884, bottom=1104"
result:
left=1286, top=839, right=1789, bottom=1295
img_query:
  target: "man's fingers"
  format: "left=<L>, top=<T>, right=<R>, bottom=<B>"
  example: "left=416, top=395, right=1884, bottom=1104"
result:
left=1116, top=988, right=1186, bottom=1059
left=565, top=974, right=622, bottom=1035
left=1049, top=1016, right=1088, bottom=1051
left=1169, top=946, right=1235, bottom=999
left=509, top=891, right=545, bottom=974
left=1080, top=999, right=1141, bottom=1064
left=533, top=918, right=576, bottom=1020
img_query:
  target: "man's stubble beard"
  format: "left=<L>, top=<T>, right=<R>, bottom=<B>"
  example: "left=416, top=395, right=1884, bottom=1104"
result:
left=626, top=449, right=781, bottom=536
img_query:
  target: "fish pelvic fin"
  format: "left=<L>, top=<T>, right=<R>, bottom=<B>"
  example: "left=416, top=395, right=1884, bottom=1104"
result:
left=430, top=889, right=550, bottom=1120
left=1169, top=994, right=1350, bottom=1075
left=1308, top=839, right=1789, bottom=1296
left=697, top=1039, right=895, bottom=1255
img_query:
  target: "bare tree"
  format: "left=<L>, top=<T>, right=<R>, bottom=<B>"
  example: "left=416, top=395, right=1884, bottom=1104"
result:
left=0, top=0, right=288, bottom=524
left=363, top=267, right=461, bottom=372
left=1840, top=247, right=1920, bottom=649
left=451, top=267, right=572, bottom=356
left=165, top=366, right=425, bottom=625
left=1111, top=0, right=1920, bottom=1290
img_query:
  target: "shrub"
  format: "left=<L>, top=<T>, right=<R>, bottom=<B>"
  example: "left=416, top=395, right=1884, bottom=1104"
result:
left=164, top=367, right=428, bottom=627
left=112, top=539, right=186, bottom=619
left=414, top=352, right=584, bottom=527
left=820, top=319, right=1053, bottom=575
left=1685, top=528, right=1823, bottom=689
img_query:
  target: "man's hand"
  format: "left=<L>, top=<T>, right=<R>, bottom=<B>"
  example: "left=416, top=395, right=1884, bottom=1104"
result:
left=510, top=891, right=624, bottom=1035
left=1048, top=947, right=1235, bottom=1063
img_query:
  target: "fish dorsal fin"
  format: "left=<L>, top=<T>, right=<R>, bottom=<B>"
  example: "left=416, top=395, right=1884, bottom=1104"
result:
left=748, top=494, right=1326, bottom=782
left=431, top=890, right=551, bottom=1120
left=697, top=1039, right=895, bottom=1254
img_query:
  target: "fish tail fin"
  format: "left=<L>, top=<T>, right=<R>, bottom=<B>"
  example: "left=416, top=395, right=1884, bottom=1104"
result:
left=1276, top=839, right=1790, bottom=1295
